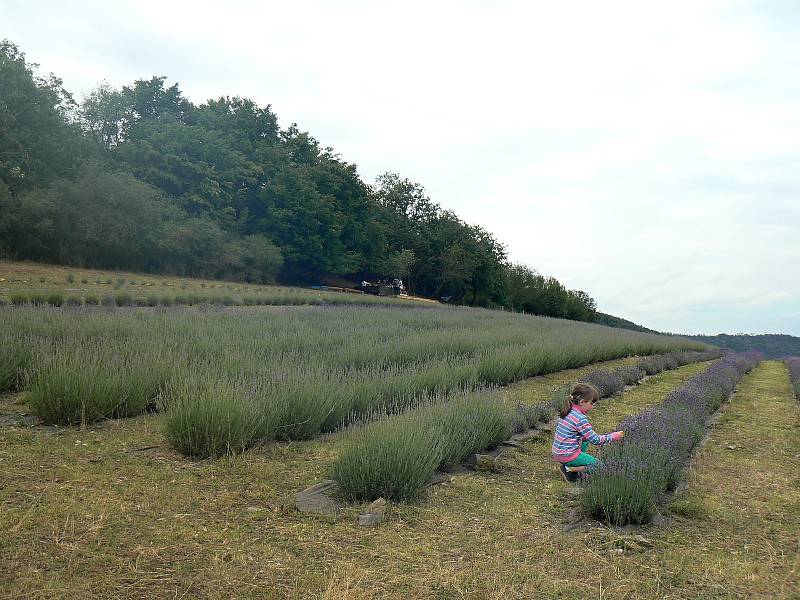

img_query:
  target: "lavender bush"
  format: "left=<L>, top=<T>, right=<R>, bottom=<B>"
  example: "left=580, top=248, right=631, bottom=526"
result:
left=335, top=350, right=722, bottom=502
left=0, top=334, right=34, bottom=393
left=784, top=357, right=800, bottom=398
left=639, top=353, right=677, bottom=375
left=511, top=402, right=551, bottom=433
left=513, top=349, right=722, bottom=432
left=333, top=391, right=513, bottom=501
left=612, top=364, right=645, bottom=386
left=579, top=369, right=626, bottom=397
left=673, top=351, right=707, bottom=366
left=582, top=351, right=762, bottom=525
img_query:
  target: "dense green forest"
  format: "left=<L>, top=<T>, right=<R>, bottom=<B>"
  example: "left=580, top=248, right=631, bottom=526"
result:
left=0, top=39, right=595, bottom=319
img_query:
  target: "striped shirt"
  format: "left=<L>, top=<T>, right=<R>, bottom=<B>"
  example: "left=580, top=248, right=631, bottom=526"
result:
left=551, top=406, right=615, bottom=463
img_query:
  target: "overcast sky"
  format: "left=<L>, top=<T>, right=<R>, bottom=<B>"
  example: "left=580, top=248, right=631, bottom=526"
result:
left=4, top=0, right=799, bottom=335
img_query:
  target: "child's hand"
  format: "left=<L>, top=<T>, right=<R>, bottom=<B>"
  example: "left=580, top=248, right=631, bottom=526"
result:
left=611, top=430, right=625, bottom=441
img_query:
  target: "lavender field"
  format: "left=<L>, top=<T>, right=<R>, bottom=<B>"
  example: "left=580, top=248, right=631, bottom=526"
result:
left=0, top=304, right=706, bottom=458
left=332, top=349, right=720, bottom=501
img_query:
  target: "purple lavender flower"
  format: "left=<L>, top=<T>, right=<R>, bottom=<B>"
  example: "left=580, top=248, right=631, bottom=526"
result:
left=579, top=370, right=626, bottom=398
left=612, top=365, right=644, bottom=386
left=582, top=352, right=761, bottom=525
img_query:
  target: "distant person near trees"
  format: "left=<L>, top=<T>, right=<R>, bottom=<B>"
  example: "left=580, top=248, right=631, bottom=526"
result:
left=551, top=383, right=624, bottom=482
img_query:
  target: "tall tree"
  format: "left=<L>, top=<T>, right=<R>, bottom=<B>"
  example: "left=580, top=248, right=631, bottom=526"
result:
left=81, top=83, right=130, bottom=150
left=0, top=39, right=89, bottom=195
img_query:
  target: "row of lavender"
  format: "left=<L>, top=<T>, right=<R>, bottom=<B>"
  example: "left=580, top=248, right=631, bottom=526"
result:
left=784, top=357, right=800, bottom=398
left=582, top=351, right=763, bottom=525
left=332, top=350, right=721, bottom=501
left=512, top=349, right=723, bottom=430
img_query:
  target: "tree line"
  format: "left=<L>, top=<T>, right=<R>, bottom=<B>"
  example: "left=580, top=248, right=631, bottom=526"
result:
left=686, top=334, right=800, bottom=360
left=0, top=39, right=596, bottom=320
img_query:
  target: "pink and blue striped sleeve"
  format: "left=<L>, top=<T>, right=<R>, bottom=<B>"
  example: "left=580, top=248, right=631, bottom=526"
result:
left=575, top=414, right=614, bottom=446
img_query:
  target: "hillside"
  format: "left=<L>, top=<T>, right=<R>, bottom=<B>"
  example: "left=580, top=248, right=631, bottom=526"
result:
left=0, top=40, right=594, bottom=320
left=595, top=312, right=800, bottom=359
left=2, top=341, right=794, bottom=597
left=0, top=259, right=427, bottom=308
left=686, top=333, right=800, bottom=359
left=593, top=312, right=658, bottom=334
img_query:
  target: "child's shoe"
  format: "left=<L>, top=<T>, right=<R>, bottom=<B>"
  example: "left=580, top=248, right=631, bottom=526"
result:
left=558, top=464, right=579, bottom=483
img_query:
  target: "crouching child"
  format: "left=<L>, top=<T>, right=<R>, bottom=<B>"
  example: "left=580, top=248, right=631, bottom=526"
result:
left=551, top=382, right=624, bottom=482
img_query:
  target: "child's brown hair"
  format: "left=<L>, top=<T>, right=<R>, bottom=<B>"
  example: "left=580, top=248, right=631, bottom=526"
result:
left=558, top=382, right=600, bottom=418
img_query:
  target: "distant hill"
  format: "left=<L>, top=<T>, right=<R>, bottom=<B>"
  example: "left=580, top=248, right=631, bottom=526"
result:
left=593, top=312, right=658, bottom=334
left=596, top=312, right=800, bottom=359
left=685, top=334, right=800, bottom=360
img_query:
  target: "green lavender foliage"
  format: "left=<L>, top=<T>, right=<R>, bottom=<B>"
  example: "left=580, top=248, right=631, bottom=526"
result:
left=9, top=292, right=28, bottom=305
left=0, top=305, right=709, bottom=455
left=28, top=350, right=128, bottom=425
left=331, top=420, right=443, bottom=501
left=27, top=343, right=172, bottom=425
left=332, top=391, right=513, bottom=501
left=0, top=333, right=34, bottom=392
left=160, top=377, right=276, bottom=457
left=46, top=293, right=64, bottom=307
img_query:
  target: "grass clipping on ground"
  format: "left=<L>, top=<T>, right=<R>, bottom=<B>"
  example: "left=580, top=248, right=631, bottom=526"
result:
left=0, top=360, right=797, bottom=599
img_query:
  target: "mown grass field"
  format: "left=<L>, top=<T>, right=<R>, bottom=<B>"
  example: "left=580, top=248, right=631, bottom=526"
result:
left=3, top=358, right=797, bottom=598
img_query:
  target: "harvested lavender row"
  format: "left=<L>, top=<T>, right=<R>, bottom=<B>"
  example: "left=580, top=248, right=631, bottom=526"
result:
left=784, top=357, right=800, bottom=398
left=582, top=351, right=763, bottom=526
left=510, top=349, right=723, bottom=433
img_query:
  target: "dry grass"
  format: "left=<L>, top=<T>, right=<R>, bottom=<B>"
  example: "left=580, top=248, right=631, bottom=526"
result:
left=655, top=360, right=800, bottom=598
left=1, top=360, right=796, bottom=599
